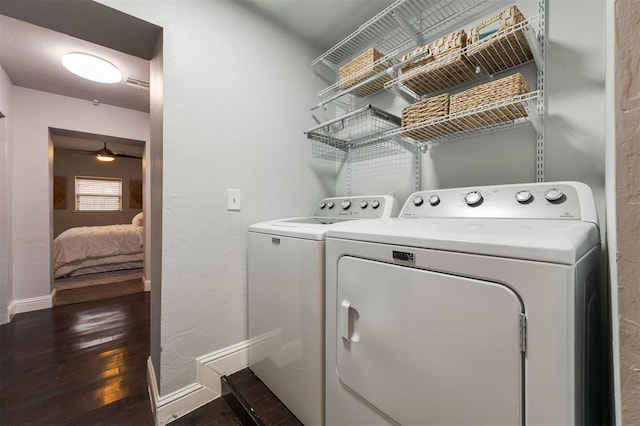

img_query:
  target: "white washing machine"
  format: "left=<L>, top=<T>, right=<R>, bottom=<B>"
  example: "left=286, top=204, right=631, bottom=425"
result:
left=325, top=182, right=605, bottom=426
left=248, top=195, right=397, bottom=425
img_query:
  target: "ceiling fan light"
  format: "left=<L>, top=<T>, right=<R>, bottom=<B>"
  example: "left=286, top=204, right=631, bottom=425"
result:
left=96, top=153, right=115, bottom=162
left=62, top=52, right=122, bottom=84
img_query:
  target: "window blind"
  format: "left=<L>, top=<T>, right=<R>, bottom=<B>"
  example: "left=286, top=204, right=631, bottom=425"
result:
left=75, top=177, right=122, bottom=211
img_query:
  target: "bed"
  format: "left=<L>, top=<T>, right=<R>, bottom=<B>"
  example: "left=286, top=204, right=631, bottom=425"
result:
left=53, top=213, right=144, bottom=279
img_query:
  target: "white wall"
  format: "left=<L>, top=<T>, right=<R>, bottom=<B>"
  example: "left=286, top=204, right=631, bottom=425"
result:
left=98, top=0, right=334, bottom=395
left=53, top=148, right=143, bottom=237
left=11, top=87, right=149, bottom=300
left=0, top=66, right=13, bottom=324
left=338, top=0, right=606, bottom=223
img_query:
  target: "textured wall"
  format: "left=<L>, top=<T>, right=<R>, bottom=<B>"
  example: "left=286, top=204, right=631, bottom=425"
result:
left=615, top=0, right=640, bottom=423
left=97, top=0, right=335, bottom=395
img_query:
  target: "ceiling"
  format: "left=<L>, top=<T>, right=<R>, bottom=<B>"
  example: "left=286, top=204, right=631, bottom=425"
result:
left=1, top=0, right=396, bottom=157
left=0, top=15, right=152, bottom=112
left=0, top=0, right=394, bottom=116
left=51, top=128, right=145, bottom=158
left=239, top=0, right=396, bottom=52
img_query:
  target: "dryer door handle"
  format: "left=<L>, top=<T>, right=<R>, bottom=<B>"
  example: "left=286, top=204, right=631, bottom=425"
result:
left=341, top=300, right=352, bottom=342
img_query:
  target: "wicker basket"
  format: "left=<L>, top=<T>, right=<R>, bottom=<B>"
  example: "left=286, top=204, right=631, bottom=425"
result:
left=401, top=93, right=451, bottom=140
left=338, top=48, right=393, bottom=97
left=400, top=30, right=476, bottom=96
left=467, top=6, right=532, bottom=74
left=449, top=73, right=531, bottom=130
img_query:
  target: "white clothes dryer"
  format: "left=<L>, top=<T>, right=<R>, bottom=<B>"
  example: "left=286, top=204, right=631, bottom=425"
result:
left=248, top=195, right=397, bottom=425
left=325, top=182, right=605, bottom=426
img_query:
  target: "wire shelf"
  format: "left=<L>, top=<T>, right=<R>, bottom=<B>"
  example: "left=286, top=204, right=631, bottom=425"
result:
left=318, top=50, right=398, bottom=100
left=388, top=91, right=540, bottom=145
left=387, top=14, right=541, bottom=98
left=305, top=105, right=409, bottom=163
left=312, top=0, right=500, bottom=72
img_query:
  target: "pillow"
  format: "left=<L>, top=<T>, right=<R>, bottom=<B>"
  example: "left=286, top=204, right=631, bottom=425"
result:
left=132, top=212, right=144, bottom=226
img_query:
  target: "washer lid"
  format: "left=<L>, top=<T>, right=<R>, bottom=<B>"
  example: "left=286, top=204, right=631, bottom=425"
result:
left=249, top=217, right=350, bottom=240
left=327, top=218, right=600, bottom=264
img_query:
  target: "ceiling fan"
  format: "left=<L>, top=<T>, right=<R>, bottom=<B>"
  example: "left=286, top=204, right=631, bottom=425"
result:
left=79, top=142, right=142, bottom=162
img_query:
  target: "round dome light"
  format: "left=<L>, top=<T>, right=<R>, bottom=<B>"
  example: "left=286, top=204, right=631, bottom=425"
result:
left=62, top=52, right=122, bottom=84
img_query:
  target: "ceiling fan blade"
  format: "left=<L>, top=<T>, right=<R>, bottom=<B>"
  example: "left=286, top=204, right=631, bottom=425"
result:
left=115, top=153, right=142, bottom=159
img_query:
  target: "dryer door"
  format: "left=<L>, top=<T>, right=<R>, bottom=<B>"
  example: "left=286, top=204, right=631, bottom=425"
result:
left=336, top=256, right=524, bottom=425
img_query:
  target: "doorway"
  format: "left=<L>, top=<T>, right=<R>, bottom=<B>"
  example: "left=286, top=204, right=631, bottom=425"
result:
left=50, top=129, right=146, bottom=305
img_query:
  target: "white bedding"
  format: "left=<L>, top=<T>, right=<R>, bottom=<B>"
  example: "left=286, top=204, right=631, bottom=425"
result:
left=53, top=224, right=143, bottom=278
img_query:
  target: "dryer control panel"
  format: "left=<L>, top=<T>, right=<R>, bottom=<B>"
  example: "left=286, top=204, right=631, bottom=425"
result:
left=400, top=182, right=598, bottom=225
left=313, top=195, right=398, bottom=219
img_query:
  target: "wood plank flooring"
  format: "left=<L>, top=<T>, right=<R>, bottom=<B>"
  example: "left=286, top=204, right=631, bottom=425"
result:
left=0, top=292, right=154, bottom=425
left=1, top=293, right=301, bottom=426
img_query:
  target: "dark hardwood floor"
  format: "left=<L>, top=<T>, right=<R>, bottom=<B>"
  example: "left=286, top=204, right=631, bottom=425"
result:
left=0, top=292, right=154, bottom=426
left=2, top=293, right=302, bottom=426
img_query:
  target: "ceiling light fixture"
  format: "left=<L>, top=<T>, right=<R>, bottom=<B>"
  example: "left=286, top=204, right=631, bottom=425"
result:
left=61, top=52, right=122, bottom=84
left=96, top=143, right=116, bottom=162
left=96, top=152, right=115, bottom=162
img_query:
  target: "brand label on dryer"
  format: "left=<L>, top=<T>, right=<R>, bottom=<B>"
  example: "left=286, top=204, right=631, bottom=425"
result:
left=393, top=250, right=415, bottom=262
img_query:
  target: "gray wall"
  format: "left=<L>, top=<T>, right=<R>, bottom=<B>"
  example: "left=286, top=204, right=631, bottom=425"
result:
left=98, top=0, right=335, bottom=395
left=10, top=87, right=149, bottom=300
left=0, top=67, right=13, bottom=324
left=53, top=147, right=143, bottom=237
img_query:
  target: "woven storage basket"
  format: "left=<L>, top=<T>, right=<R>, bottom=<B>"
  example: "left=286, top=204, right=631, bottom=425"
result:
left=449, top=73, right=531, bottom=130
left=400, top=30, right=476, bottom=96
left=467, top=6, right=532, bottom=74
left=338, top=48, right=393, bottom=97
left=401, top=93, right=451, bottom=140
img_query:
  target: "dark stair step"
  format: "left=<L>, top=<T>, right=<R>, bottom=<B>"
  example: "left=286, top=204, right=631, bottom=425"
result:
left=222, top=368, right=303, bottom=426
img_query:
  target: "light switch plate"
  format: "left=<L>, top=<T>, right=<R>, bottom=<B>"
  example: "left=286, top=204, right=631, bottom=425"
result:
left=227, top=188, right=241, bottom=211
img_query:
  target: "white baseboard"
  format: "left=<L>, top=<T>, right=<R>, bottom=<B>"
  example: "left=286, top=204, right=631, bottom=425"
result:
left=147, top=358, right=159, bottom=422
left=144, top=278, right=151, bottom=292
left=8, top=289, right=56, bottom=317
left=148, top=338, right=254, bottom=425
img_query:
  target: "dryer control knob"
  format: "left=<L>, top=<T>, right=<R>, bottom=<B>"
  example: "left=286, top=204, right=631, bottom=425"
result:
left=371, top=200, right=380, bottom=209
left=319, top=202, right=326, bottom=209
left=327, top=201, right=335, bottom=209
left=341, top=200, right=351, bottom=210
left=413, top=196, right=424, bottom=207
left=544, top=188, right=564, bottom=202
left=464, top=191, right=483, bottom=206
left=360, top=200, right=368, bottom=209
left=428, top=195, right=440, bottom=206
left=515, top=190, right=533, bottom=204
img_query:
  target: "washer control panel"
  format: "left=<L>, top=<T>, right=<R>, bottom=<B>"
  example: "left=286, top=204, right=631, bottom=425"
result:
left=314, top=195, right=398, bottom=219
left=400, top=182, right=597, bottom=223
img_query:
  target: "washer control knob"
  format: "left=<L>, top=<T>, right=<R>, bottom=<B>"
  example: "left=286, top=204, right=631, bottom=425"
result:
left=341, top=200, right=351, bottom=210
left=360, top=200, right=368, bottom=209
left=371, top=200, right=380, bottom=209
left=319, top=202, right=326, bottom=209
left=515, top=190, right=533, bottom=204
left=327, top=201, right=335, bottom=209
left=464, top=191, right=483, bottom=206
left=413, top=195, right=424, bottom=207
left=544, top=188, right=564, bottom=202
left=428, top=195, right=440, bottom=206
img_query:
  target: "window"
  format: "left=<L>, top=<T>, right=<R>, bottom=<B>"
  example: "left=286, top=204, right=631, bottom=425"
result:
left=75, top=176, right=122, bottom=212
